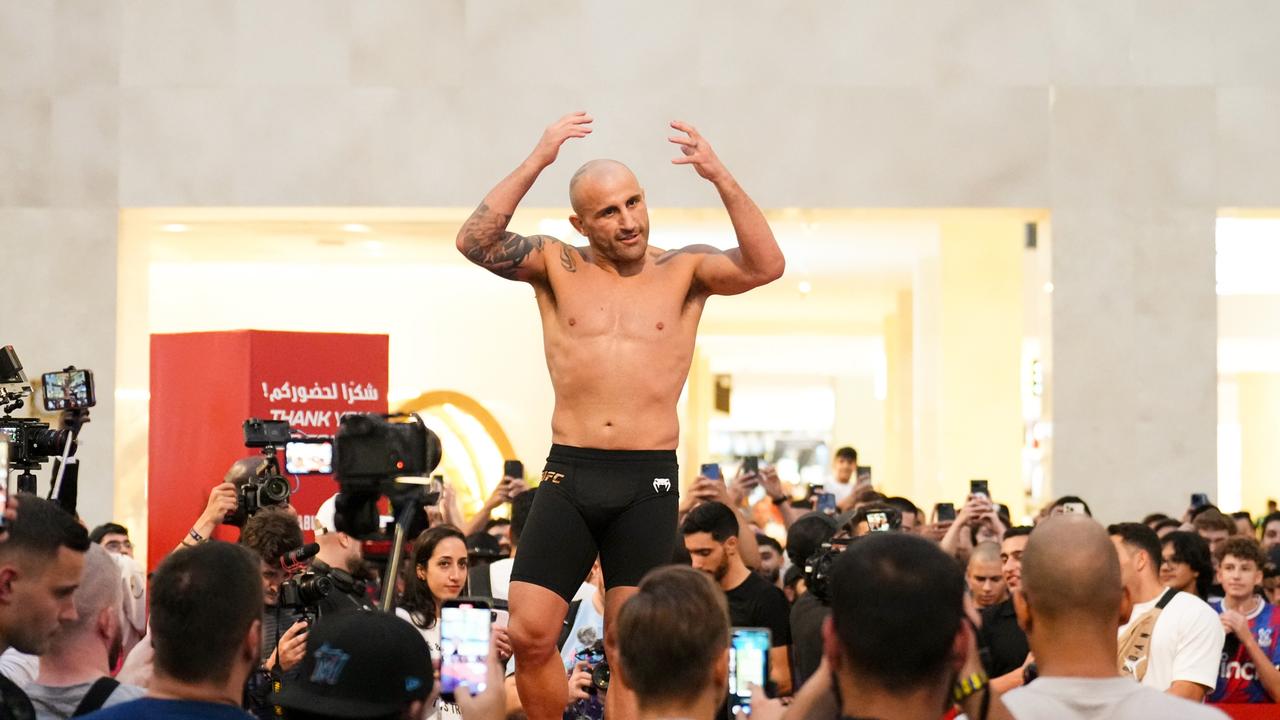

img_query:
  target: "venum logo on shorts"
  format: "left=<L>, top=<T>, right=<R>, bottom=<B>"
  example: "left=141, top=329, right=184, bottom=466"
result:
left=653, top=478, right=671, bottom=493
left=541, top=471, right=565, bottom=484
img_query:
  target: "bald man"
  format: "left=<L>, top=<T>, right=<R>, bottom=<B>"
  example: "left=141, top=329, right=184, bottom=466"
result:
left=1002, top=516, right=1224, bottom=719
left=456, top=112, right=784, bottom=720
left=967, top=541, right=1007, bottom=609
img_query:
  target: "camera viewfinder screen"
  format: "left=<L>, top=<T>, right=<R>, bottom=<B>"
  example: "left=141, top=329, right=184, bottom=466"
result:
left=730, top=627, right=769, bottom=711
left=441, top=604, right=491, bottom=697
left=285, top=440, right=333, bottom=475
left=42, top=370, right=93, bottom=411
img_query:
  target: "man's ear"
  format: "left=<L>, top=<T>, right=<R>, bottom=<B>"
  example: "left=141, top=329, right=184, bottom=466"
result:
left=724, top=535, right=739, bottom=557
left=0, top=566, right=18, bottom=604
left=950, top=618, right=971, bottom=672
left=821, top=615, right=842, bottom=671
left=245, top=618, right=262, bottom=664
left=569, top=215, right=584, bottom=236
left=97, top=604, right=118, bottom=643
left=1013, top=588, right=1031, bottom=635
left=713, top=646, right=730, bottom=694
left=1118, top=584, right=1134, bottom=628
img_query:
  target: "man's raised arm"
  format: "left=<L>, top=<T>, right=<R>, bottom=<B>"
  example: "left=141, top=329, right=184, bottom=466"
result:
left=456, top=112, right=593, bottom=282
left=665, top=120, right=785, bottom=296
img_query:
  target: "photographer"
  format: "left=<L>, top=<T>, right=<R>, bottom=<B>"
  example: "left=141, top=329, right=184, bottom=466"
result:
left=177, top=458, right=271, bottom=552
left=785, top=512, right=837, bottom=687
left=309, top=495, right=374, bottom=615
left=238, top=508, right=307, bottom=720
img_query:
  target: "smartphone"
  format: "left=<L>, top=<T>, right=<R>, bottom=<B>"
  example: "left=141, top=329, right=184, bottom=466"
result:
left=969, top=479, right=990, bottom=499
left=856, top=466, right=871, bottom=485
left=814, top=492, right=837, bottom=515
left=742, top=456, right=759, bottom=475
left=42, top=369, right=95, bottom=412
left=729, top=627, right=771, bottom=716
left=934, top=502, right=956, bottom=523
left=503, top=459, right=524, bottom=479
left=1190, top=493, right=1210, bottom=510
left=700, top=463, right=723, bottom=481
left=866, top=511, right=892, bottom=532
left=440, top=599, right=492, bottom=703
left=284, top=438, right=333, bottom=475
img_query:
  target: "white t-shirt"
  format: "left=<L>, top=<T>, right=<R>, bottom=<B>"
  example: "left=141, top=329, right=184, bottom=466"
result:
left=0, top=649, right=37, bottom=687
left=394, top=608, right=460, bottom=720
left=1116, top=590, right=1224, bottom=692
left=1004, top=677, right=1227, bottom=719
left=823, top=478, right=856, bottom=505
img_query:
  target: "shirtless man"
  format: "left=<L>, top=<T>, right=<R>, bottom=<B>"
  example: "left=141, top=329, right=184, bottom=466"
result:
left=456, top=111, right=784, bottom=720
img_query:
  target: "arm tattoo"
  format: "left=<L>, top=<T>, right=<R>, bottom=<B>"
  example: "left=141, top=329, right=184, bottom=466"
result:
left=459, top=202, right=545, bottom=279
left=560, top=242, right=578, bottom=272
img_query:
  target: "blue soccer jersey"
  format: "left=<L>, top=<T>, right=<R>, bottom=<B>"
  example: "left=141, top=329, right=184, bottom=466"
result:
left=1209, top=598, right=1280, bottom=703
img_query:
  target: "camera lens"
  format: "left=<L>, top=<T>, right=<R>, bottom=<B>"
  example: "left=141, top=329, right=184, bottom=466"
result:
left=262, top=476, right=291, bottom=504
left=31, top=427, right=74, bottom=457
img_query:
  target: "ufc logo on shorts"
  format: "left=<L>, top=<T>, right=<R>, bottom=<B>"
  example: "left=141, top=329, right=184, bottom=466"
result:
left=542, top=471, right=565, bottom=484
left=653, top=478, right=671, bottom=493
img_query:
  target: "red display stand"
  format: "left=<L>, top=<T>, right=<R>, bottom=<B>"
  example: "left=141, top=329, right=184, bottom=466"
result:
left=148, top=330, right=388, bottom=570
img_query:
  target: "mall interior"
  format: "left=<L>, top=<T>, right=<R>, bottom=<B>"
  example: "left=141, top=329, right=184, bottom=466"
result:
left=5, top=1, right=1280, bottom=563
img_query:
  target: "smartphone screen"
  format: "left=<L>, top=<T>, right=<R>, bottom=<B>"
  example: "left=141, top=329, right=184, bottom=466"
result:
left=866, top=511, right=891, bottom=532
left=935, top=502, right=956, bottom=523
left=815, top=492, right=837, bottom=515
left=700, top=463, right=722, bottom=481
left=42, top=369, right=95, bottom=412
left=440, top=600, right=491, bottom=702
left=1190, top=493, right=1210, bottom=510
left=729, top=627, right=770, bottom=715
left=503, top=460, right=523, bottom=479
left=856, top=466, right=871, bottom=484
left=742, top=456, right=759, bottom=475
left=969, top=479, right=989, bottom=499
left=284, top=439, right=333, bottom=475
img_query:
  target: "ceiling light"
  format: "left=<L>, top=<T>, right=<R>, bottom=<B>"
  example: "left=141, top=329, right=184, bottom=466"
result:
left=161, top=224, right=189, bottom=233
left=342, top=223, right=371, bottom=233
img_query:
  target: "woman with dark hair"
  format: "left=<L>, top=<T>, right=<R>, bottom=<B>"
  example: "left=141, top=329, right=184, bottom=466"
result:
left=396, top=524, right=511, bottom=720
left=1160, top=530, right=1215, bottom=601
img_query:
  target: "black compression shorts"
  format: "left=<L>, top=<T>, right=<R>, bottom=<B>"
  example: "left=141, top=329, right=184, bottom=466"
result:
left=510, top=444, right=680, bottom=602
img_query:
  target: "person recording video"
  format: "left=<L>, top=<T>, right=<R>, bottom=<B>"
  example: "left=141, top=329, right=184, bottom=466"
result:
left=309, top=494, right=374, bottom=616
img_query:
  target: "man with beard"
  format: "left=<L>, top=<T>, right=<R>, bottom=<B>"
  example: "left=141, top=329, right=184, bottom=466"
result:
left=457, top=111, right=784, bottom=720
left=25, top=545, right=145, bottom=718
left=682, top=502, right=791, bottom=697
left=755, top=533, right=785, bottom=589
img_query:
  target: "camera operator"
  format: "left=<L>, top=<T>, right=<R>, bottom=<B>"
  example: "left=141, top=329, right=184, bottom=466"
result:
left=238, top=507, right=308, bottom=720
left=0, top=496, right=89, bottom=720
left=309, top=495, right=374, bottom=615
left=176, top=457, right=283, bottom=553
left=25, top=544, right=144, bottom=718
left=784, top=512, right=837, bottom=687
left=681, top=502, right=791, bottom=698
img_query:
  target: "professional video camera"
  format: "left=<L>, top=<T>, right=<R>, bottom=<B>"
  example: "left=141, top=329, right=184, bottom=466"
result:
left=225, top=419, right=294, bottom=527
left=331, top=412, right=442, bottom=612
left=803, top=536, right=853, bottom=605
left=565, top=638, right=609, bottom=720
left=274, top=542, right=332, bottom=622
left=1, top=346, right=91, bottom=501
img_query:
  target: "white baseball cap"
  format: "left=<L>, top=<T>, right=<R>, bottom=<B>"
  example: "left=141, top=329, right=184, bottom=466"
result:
left=314, top=493, right=338, bottom=536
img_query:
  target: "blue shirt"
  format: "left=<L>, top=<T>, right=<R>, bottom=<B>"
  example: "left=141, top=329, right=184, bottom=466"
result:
left=1208, top=598, right=1280, bottom=703
left=81, top=698, right=254, bottom=720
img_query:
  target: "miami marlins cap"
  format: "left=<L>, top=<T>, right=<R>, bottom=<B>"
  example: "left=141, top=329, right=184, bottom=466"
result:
left=273, top=610, right=433, bottom=717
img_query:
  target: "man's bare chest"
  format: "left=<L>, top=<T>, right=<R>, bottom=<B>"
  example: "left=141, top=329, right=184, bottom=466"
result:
left=542, top=270, right=700, bottom=340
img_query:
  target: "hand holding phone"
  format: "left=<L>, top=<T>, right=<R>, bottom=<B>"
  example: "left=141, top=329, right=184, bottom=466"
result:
left=969, top=479, right=989, bottom=499
left=700, top=463, right=723, bottom=482
left=934, top=502, right=956, bottom=523
left=729, top=628, right=771, bottom=716
left=441, top=599, right=492, bottom=703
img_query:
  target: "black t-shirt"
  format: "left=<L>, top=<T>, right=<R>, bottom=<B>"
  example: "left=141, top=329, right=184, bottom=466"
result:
left=0, top=674, right=35, bottom=720
left=726, top=571, right=792, bottom=646
left=978, top=598, right=1028, bottom=677
left=789, top=591, right=830, bottom=686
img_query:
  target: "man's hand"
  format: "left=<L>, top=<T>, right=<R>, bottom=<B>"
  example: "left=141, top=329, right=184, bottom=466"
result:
left=757, top=467, right=786, bottom=502
left=199, top=482, right=237, bottom=527
left=734, top=684, right=782, bottom=720
left=492, top=625, right=514, bottom=666
left=528, top=112, right=593, bottom=169
left=669, top=121, right=729, bottom=183
left=268, top=620, right=309, bottom=673
left=503, top=475, right=527, bottom=500
left=454, top=634, right=508, bottom=720
left=1221, top=609, right=1251, bottom=640
left=728, top=468, right=759, bottom=507
left=567, top=660, right=593, bottom=702
left=679, top=474, right=724, bottom=515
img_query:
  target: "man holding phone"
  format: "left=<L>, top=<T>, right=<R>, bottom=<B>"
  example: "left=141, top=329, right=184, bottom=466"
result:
left=458, top=113, right=784, bottom=720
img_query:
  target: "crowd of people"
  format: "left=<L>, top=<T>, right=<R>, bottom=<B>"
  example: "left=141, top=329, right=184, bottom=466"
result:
left=1, top=445, right=1279, bottom=720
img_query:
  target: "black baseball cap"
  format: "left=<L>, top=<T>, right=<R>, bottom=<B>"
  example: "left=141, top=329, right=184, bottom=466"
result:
left=273, top=611, right=433, bottom=718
